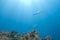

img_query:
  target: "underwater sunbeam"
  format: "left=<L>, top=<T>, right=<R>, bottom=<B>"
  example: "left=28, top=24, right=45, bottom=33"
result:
left=20, top=0, right=32, bottom=6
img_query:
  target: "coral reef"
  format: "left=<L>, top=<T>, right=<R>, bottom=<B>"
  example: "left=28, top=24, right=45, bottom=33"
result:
left=0, top=30, right=52, bottom=40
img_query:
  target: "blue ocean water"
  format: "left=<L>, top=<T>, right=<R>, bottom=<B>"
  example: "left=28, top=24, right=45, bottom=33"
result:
left=0, top=0, right=60, bottom=40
